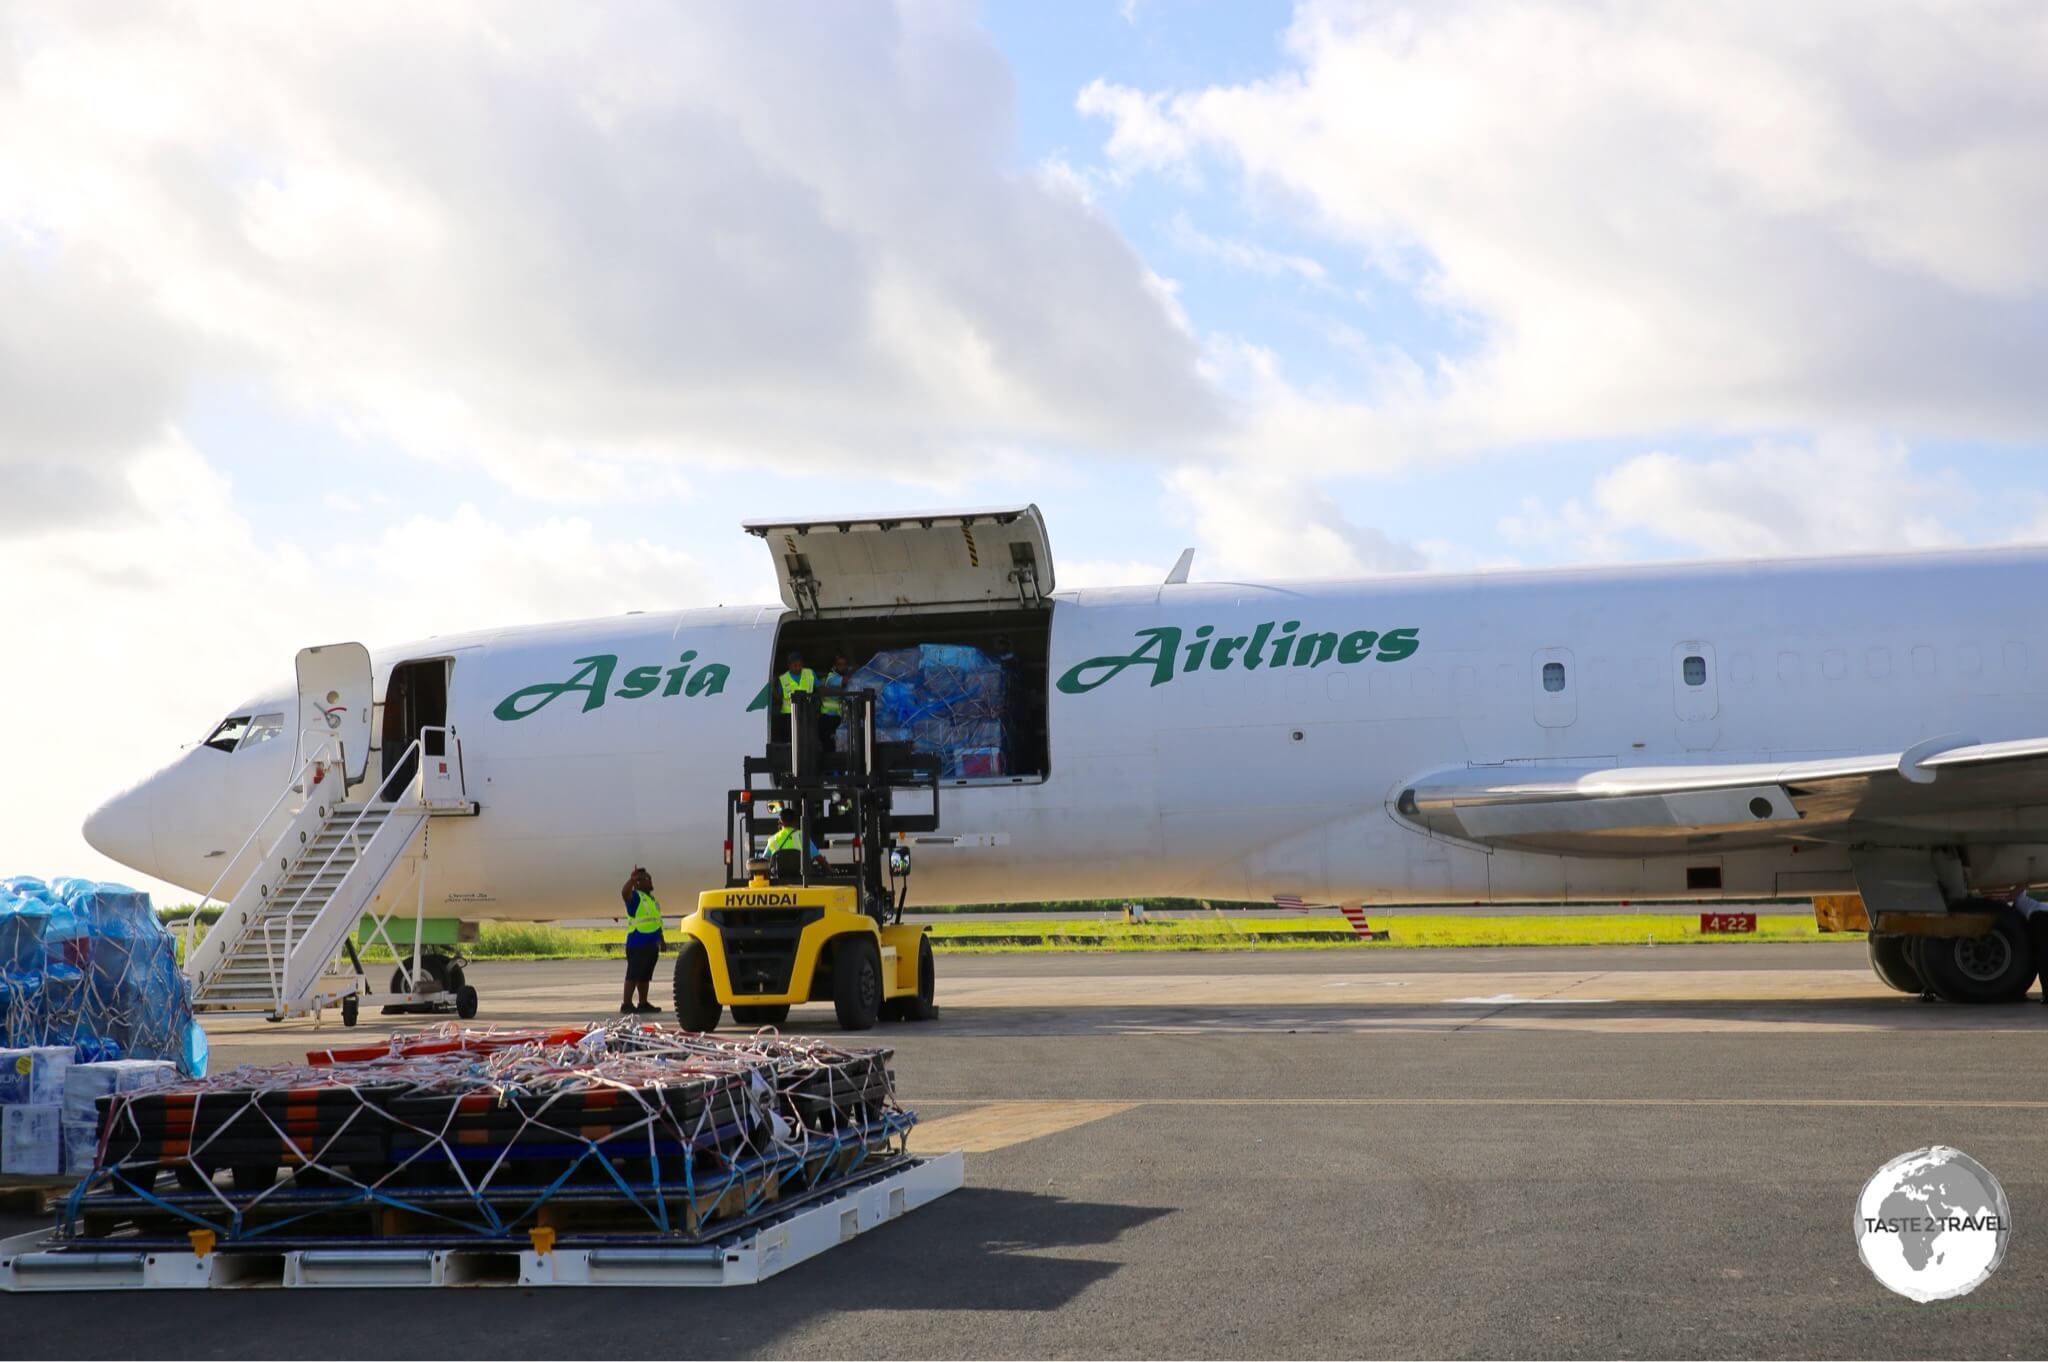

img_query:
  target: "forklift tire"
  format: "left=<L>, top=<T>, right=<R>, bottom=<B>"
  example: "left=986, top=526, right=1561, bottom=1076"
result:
left=832, top=938, right=882, bottom=1031
left=341, top=994, right=360, bottom=1028
left=905, top=935, right=938, bottom=1022
left=455, top=985, right=479, bottom=1020
left=673, top=938, right=722, bottom=1032
left=731, top=1004, right=791, bottom=1028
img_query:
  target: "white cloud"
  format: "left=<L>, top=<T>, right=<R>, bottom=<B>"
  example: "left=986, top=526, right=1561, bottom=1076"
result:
left=1593, top=439, right=1969, bottom=558
left=0, top=3, right=1220, bottom=507
left=1166, top=466, right=1425, bottom=580
left=1169, top=213, right=1350, bottom=297
left=1076, top=79, right=1197, bottom=183
left=1061, top=557, right=1168, bottom=590
left=1501, top=437, right=1971, bottom=561
left=0, top=439, right=745, bottom=905
left=1084, top=1, right=2048, bottom=454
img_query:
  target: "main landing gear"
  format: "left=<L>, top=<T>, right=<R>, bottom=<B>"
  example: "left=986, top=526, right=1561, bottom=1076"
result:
left=1868, top=901, right=2041, bottom=1005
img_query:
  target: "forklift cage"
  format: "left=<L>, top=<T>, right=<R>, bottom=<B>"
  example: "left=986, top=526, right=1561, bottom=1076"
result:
left=722, top=687, right=941, bottom=923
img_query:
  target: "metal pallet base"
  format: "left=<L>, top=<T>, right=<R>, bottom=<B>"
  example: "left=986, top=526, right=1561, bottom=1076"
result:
left=0, top=1151, right=962, bottom=1291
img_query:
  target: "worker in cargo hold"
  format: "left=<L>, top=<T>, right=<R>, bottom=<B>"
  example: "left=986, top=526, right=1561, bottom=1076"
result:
left=775, top=649, right=815, bottom=746
left=819, top=653, right=850, bottom=753
left=619, top=866, right=663, bottom=1015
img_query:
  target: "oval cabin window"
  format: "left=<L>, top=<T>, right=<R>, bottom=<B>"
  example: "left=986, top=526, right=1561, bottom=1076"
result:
left=1542, top=661, right=1567, bottom=693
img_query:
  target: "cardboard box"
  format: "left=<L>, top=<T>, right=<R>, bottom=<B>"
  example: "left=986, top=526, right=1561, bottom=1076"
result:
left=0, top=1047, right=72, bottom=1108
left=1, top=1104, right=61, bottom=1176
left=62, top=1059, right=175, bottom=1127
left=61, top=1121, right=99, bottom=1175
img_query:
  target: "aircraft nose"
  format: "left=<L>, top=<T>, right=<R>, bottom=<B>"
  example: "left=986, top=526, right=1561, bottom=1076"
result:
left=82, top=782, right=160, bottom=880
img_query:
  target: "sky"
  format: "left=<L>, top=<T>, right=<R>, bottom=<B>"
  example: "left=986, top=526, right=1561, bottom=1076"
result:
left=5, top=0, right=2048, bottom=903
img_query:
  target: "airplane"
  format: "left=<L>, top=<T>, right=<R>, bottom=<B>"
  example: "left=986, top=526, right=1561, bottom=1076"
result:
left=81, top=504, right=2048, bottom=1020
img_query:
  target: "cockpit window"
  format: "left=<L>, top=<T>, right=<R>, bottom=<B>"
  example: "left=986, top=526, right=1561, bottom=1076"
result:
left=240, top=713, right=286, bottom=750
left=203, top=715, right=252, bottom=753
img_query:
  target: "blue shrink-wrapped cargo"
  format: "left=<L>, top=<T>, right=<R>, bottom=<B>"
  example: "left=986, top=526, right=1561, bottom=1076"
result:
left=0, top=878, right=202, bottom=1075
left=846, top=643, right=1011, bottom=779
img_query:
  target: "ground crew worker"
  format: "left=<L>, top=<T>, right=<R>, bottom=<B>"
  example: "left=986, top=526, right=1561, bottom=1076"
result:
left=775, top=649, right=815, bottom=747
left=764, top=806, right=824, bottom=879
left=819, top=653, right=850, bottom=753
left=619, top=866, right=663, bottom=1015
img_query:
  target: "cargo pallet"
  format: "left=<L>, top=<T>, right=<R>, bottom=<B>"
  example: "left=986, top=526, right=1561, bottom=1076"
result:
left=0, top=1150, right=961, bottom=1290
left=0, top=1176, right=79, bottom=1218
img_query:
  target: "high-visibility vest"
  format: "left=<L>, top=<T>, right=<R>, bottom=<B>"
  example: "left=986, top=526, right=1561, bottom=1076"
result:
left=777, top=668, right=816, bottom=714
left=820, top=672, right=844, bottom=716
left=628, top=890, right=662, bottom=936
left=766, top=826, right=802, bottom=857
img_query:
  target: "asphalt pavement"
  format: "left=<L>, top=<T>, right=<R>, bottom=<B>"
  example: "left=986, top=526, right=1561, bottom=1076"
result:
left=7, top=945, right=2045, bottom=1358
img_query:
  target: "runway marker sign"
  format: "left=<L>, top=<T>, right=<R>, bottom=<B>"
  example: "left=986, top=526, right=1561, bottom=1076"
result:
left=1699, top=912, right=1757, bottom=934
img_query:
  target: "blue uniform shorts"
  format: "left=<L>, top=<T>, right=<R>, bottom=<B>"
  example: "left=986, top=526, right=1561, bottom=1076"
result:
left=623, top=936, right=661, bottom=982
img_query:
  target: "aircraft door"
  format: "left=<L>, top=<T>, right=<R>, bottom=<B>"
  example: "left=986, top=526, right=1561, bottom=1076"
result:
left=296, top=642, right=374, bottom=786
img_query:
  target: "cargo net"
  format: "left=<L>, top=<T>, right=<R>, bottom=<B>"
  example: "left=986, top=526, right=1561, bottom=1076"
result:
left=63, top=1021, right=909, bottom=1247
left=850, top=643, right=1008, bottom=779
left=0, top=876, right=199, bottom=1071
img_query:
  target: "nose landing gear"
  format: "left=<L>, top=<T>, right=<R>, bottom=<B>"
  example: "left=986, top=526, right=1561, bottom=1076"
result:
left=375, top=951, right=478, bottom=1019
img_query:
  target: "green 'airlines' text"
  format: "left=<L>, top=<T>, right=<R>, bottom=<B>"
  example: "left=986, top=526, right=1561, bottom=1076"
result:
left=1056, top=623, right=1420, bottom=694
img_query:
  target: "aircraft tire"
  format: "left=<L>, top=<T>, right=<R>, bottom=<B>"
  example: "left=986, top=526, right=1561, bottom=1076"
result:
left=1913, top=905, right=2037, bottom=1004
left=1866, top=933, right=1924, bottom=995
left=672, top=939, right=722, bottom=1032
left=387, top=954, right=456, bottom=998
left=832, top=938, right=882, bottom=1031
left=730, top=1004, right=791, bottom=1028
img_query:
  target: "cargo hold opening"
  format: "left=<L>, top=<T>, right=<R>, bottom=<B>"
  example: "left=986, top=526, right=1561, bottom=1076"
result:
left=745, top=504, right=1057, bottom=787
left=772, top=608, right=1050, bottom=784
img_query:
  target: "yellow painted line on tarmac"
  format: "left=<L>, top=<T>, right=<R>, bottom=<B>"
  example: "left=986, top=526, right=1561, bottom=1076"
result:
left=906, top=1100, right=1138, bottom=1152
left=916, top=1096, right=2048, bottom=1110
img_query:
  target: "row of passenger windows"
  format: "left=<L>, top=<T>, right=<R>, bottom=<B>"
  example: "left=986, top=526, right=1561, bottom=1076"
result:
left=1542, top=642, right=2040, bottom=699
left=1545, top=653, right=1710, bottom=693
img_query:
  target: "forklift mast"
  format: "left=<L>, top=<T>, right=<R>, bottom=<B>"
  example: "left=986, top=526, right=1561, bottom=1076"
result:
left=724, top=686, right=940, bottom=922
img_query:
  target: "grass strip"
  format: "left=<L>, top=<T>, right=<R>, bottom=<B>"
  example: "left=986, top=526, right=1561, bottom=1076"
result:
left=166, top=910, right=1837, bottom=962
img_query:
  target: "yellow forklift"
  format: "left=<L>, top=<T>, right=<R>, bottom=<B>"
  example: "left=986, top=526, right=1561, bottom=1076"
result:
left=672, top=686, right=940, bottom=1031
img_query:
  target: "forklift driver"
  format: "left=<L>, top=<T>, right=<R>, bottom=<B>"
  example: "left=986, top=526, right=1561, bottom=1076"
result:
left=764, top=806, right=827, bottom=880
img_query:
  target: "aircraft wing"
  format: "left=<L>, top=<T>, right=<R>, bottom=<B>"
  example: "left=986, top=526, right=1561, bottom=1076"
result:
left=1397, top=735, right=2048, bottom=855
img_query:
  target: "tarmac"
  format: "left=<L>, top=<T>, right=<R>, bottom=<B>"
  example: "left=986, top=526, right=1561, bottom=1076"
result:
left=8, top=942, right=2048, bottom=1358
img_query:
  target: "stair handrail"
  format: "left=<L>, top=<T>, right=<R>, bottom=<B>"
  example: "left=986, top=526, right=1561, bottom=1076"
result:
left=270, top=730, right=437, bottom=1007
left=183, top=729, right=343, bottom=968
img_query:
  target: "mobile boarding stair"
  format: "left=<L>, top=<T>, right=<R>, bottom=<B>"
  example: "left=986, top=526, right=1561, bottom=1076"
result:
left=182, top=727, right=479, bottom=1026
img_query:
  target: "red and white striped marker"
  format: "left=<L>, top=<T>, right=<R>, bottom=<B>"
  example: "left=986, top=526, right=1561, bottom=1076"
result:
left=1336, top=903, right=1375, bottom=937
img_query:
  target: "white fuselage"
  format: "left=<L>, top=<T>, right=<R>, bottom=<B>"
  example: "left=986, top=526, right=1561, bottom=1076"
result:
left=87, top=546, right=2048, bottom=917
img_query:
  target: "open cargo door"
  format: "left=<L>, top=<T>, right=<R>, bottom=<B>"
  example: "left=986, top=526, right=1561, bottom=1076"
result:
left=744, top=505, right=1054, bottom=617
left=296, top=642, right=374, bottom=786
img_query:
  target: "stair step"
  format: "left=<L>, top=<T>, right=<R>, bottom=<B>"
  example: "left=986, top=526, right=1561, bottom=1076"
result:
left=191, top=805, right=424, bottom=1016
